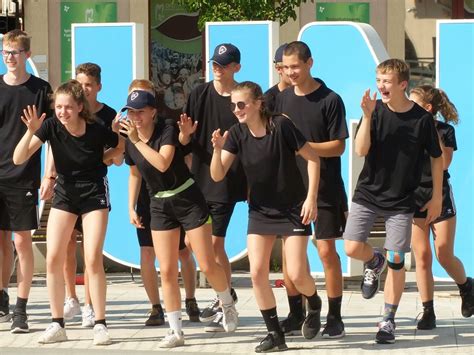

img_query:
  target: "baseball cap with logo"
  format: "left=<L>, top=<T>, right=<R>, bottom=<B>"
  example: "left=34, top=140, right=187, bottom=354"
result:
left=121, top=90, right=156, bottom=112
left=209, top=43, right=241, bottom=66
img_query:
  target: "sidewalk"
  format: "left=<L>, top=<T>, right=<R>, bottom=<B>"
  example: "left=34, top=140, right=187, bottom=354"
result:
left=0, top=272, right=472, bottom=354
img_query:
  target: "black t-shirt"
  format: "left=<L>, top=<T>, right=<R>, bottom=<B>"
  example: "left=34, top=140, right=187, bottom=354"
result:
left=35, top=117, right=119, bottom=182
left=95, top=103, right=116, bottom=130
left=353, top=101, right=442, bottom=212
left=185, top=81, right=247, bottom=203
left=0, top=75, right=52, bottom=189
left=264, top=84, right=281, bottom=114
left=419, top=120, right=457, bottom=187
left=224, top=115, right=307, bottom=209
left=125, top=120, right=192, bottom=196
left=275, top=79, right=348, bottom=207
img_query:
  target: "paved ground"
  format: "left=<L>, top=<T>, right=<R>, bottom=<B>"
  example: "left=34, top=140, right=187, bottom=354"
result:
left=0, top=272, right=472, bottom=354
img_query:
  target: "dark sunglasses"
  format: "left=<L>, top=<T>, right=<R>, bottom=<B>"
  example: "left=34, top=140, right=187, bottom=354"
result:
left=230, top=101, right=248, bottom=111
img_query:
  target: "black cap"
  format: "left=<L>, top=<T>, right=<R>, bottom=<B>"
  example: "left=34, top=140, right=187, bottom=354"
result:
left=274, top=43, right=288, bottom=63
left=121, top=90, right=156, bottom=112
left=209, top=43, right=241, bottom=66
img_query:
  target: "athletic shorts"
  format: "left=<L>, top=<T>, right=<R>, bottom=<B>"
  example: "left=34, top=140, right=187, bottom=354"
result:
left=313, top=204, right=347, bottom=240
left=52, top=177, right=111, bottom=215
left=413, top=181, right=456, bottom=222
left=150, top=182, right=210, bottom=232
left=247, top=202, right=311, bottom=236
left=207, top=201, right=236, bottom=237
left=0, top=184, right=38, bottom=231
left=343, top=202, right=413, bottom=253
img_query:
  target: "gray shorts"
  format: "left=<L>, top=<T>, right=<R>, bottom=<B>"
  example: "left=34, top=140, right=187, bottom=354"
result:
left=343, top=202, right=413, bottom=253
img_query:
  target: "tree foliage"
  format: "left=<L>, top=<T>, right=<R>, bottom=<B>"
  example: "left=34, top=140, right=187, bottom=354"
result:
left=174, top=0, right=313, bottom=30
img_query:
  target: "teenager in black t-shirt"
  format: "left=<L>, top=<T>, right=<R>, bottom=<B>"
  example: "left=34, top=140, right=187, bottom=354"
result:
left=276, top=41, right=349, bottom=338
left=211, top=81, right=322, bottom=352
left=0, top=30, right=52, bottom=333
left=13, top=80, right=123, bottom=346
left=179, top=43, right=245, bottom=325
left=120, top=90, right=238, bottom=348
left=263, top=43, right=291, bottom=114
left=409, top=85, right=474, bottom=328
left=343, top=59, right=443, bottom=344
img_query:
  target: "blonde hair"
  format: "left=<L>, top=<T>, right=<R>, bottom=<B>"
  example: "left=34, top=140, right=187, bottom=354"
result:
left=376, top=59, right=410, bottom=84
left=128, top=79, right=156, bottom=96
left=53, top=80, right=94, bottom=124
left=410, top=85, right=459, bottom=124
left=2, top=29, right=31, bottom=51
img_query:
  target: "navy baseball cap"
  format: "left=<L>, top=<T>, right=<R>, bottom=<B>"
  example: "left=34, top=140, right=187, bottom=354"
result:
left=209, top=43, right=241, bottom=66
left=121, top=90, right=156, bottom=112
left=274, top=43, right=288, bottom=63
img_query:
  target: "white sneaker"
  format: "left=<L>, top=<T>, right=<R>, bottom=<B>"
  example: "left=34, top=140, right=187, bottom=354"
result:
left=63, top=297, right=81, bottom=320
left=93, top=323, right=112, bottom=345
left=158, top=329, right=185, bottom=348
left=82, top=304, right=95, bottom=328
left=38, top=322, right=67, bottom=344
left=222, top=302, right=239, bottom=332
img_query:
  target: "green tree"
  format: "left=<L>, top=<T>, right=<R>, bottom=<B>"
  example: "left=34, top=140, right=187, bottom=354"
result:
left=174, top=0, right=313, bottom=30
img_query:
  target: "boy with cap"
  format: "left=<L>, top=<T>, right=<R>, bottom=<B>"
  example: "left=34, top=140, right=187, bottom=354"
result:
left=276, top=41, right=349, bottom=339
left=0, top=29, right=52, bottom=333
left=179, top=43, right=246, bottom=331
left=264, top=43, right=291, bottom=113
left=344, top=58, right=442, bottom=344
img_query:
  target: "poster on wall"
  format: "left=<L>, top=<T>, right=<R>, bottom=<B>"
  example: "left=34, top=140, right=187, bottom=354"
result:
left=60, top=1, right=117, bottom=82
left=150, top=0, right=202, bottom=120
left=316, top=2, right=370, bottom=23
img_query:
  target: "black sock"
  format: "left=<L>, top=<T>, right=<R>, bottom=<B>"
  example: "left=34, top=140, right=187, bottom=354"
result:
left=261, top=307, right=282, bottom=334
left=367, top=252, right=381, bottom=269
left=288, top=294, right=304, bottom=317
left=382, top=303, right=398, bottom=322
left=95, top=319, right=107, bottom=327
left=52, top=318, right=65, bottom=328
left=328, top=296, right=342, bottom=320
left=457, top=278, right=472, bottom=294
left=185, top=297, right=196, bottom=303
left=152, top=303, right=163, bottom=311
left=305, top=292, right=322, bottom=311
left=422, top=300, right=434, bottom=312
left=15, top=297, right=27, bottom=312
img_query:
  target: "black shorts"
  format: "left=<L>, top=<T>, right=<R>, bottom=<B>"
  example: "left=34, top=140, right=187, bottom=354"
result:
left=52, top=177, right=111, bottom=215
left=413, top=181, right=456, bottom=222
left=313, top=204, right=348, bottom=240
left=0, top=184, right=38, bottom=231
left=207, top=201, right=236, bottom=237
left=150, top=183, right=210, bottom=232
left=247, top=202, right=311, bottom=236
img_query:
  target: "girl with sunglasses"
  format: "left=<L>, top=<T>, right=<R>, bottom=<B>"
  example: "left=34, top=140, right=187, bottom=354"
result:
left=210, top=81, right=321, bottom=352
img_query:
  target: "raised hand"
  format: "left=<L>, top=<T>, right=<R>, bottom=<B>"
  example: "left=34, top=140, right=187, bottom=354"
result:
left=211, top=128, right=228, bottom=150
left=21, top=105, right=46, bottom=133
left=360, top=89, right=377, bottom=118
left=119, top=119, right=140, bottom=144
left=111, top=112, right=122, bottom=134
left=178, top=113, right=198, bottom=137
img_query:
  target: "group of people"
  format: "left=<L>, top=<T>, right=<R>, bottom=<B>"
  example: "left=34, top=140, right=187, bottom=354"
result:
left=0, top=28, right=472, bottom=352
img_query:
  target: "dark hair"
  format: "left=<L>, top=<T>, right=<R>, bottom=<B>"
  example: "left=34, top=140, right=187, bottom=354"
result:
left=376, top=58, right=410, bottom=84
left=75, top=63, right=102, bottom=84
left=410, top=85, right=459, bottom=124
left=53, top=80, right=94, bottom=123
left=283, top=41, right=312, bottom=62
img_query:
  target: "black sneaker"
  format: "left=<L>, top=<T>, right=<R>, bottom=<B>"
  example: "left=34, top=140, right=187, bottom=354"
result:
left=361, top=251, right=387, bottom=299
left=0, top=290, right=10, bottom=323
left=416, top=309, right=436, bottom=330
left=204, top=312, right=225, bottom=332
left=255, top=331, right=288, bottom=353
left=185, top=298, right=201, bottom=322
left=145, top=307, right=165, bottom=326
left=375, top=319, right=396, bottom=344
left=199, top=297, right=220, bottom=323
left=460, top=277, right=474, bottom=318
left=279, top=312, right=304, bottom=336
left=231, top=288, right=238, bottom=304
left=301, top=308, right=321, bottom=340
left=11, top=309, right=29, bottom=333
left=321, top=315, right=345, bottom=339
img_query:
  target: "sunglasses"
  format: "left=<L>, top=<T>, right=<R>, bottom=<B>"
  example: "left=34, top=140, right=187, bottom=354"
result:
left=230, top=101, right=248, bottom=111
left=1, top=49, right=25, bottom=57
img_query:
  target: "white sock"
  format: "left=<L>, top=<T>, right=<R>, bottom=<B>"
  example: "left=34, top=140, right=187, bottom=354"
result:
left=166, top=310, right=182, bottom=334
left=217, top=288, right=233, bottom=307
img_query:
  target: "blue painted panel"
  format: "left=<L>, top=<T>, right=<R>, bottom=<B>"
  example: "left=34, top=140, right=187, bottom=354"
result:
left=437, top=21, right=474, bottom=277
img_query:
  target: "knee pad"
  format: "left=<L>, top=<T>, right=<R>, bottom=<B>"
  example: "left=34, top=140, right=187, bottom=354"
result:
left=386, top=250, right=405, bottom=270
